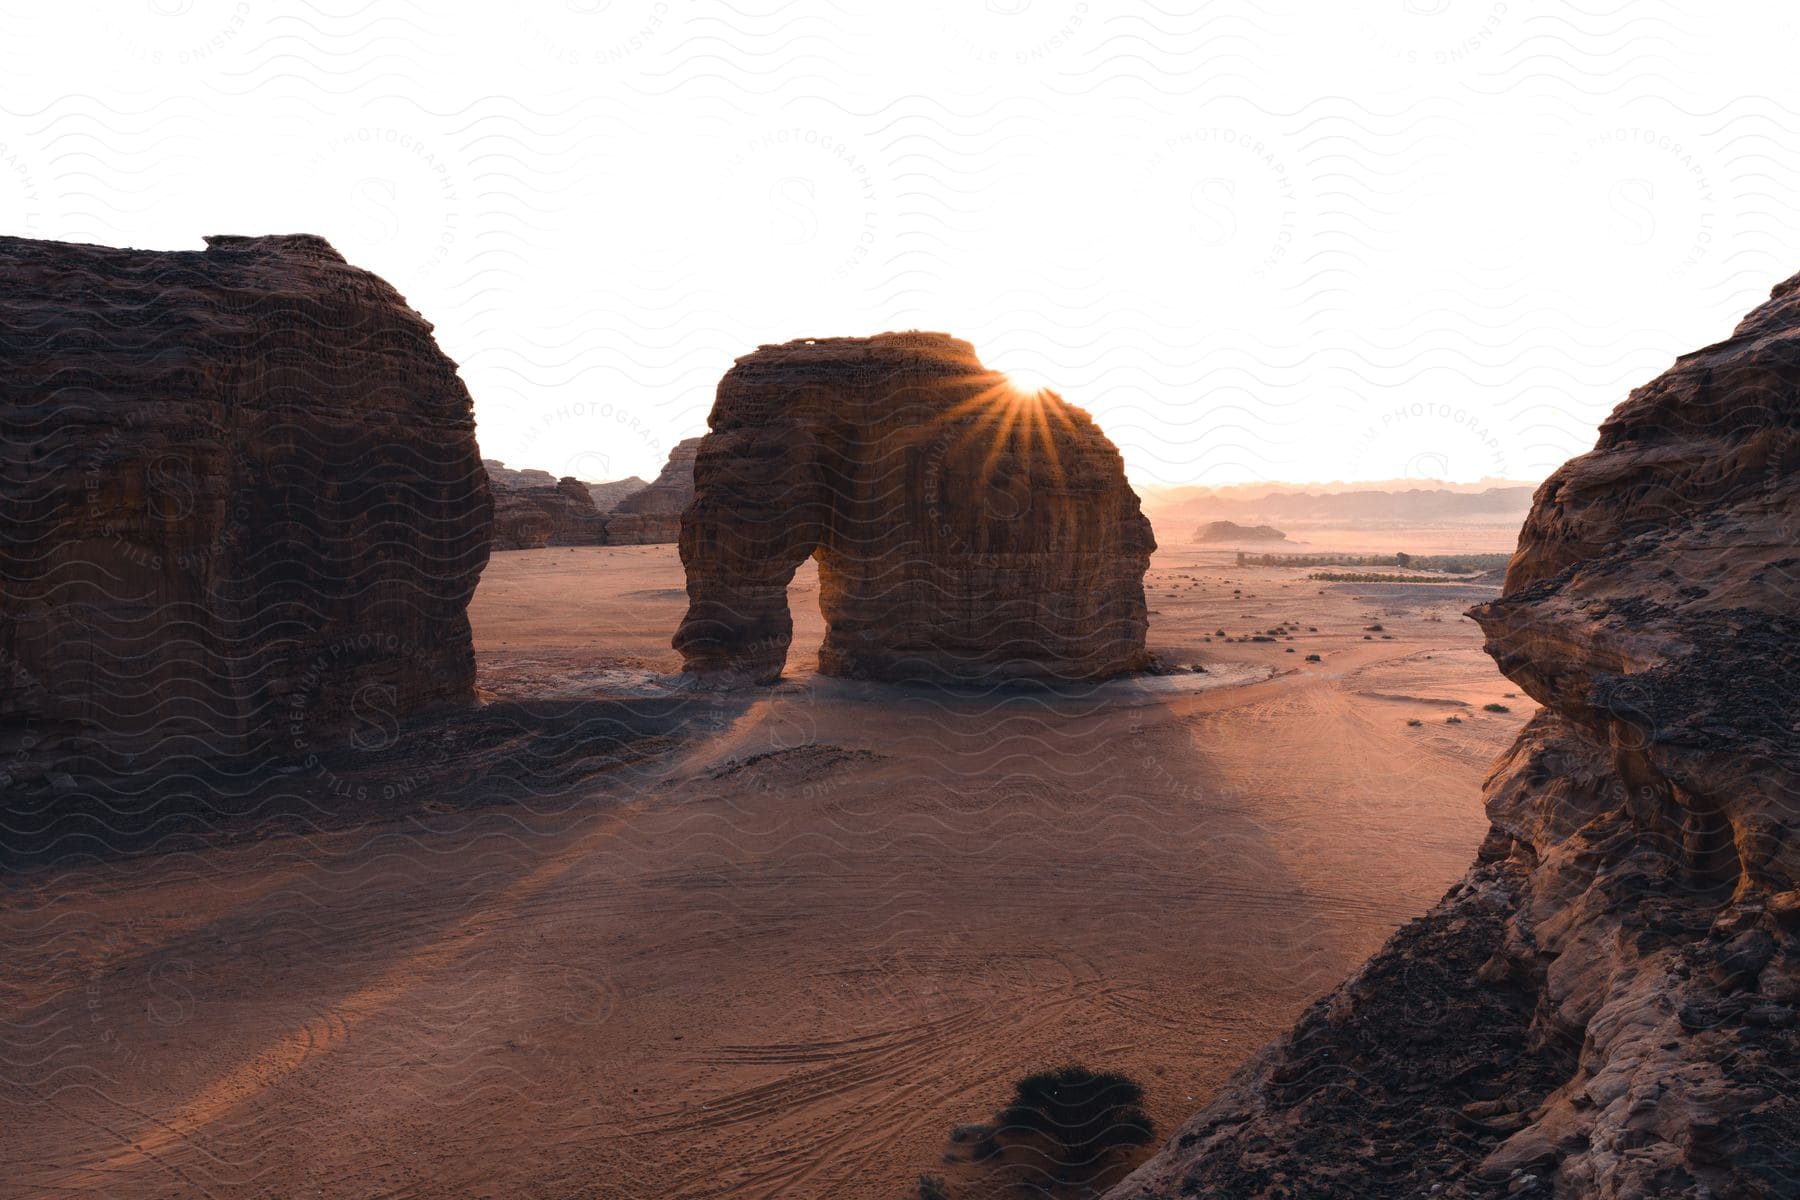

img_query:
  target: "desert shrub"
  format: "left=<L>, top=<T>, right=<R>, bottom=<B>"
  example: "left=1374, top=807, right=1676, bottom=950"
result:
left=917, top=1174, right=952, bottom=1200
left=1406, top=718, right=1423, bottom=727
left=995, top=1065, right=1154, bottom=1186
left=1446, top=715, right=1462, bottom=724
left=1483, top=703, right=1510, bottom=713
left=1305, top=654, right=1321, bottom=662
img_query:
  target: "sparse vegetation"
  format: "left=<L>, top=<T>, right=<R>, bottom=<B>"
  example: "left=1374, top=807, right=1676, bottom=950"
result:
left=992, top=1066, right=1155, bottom=1190
left=1309, top=572, right=1474, bottom=584
left=1445, top=715, right=1462, bottom=724
left=1483, top=703, right=1511, bottom=713
left=1406, top=718, right=1423, bottom=727
left=1305, top=654, right=1321, bottom=662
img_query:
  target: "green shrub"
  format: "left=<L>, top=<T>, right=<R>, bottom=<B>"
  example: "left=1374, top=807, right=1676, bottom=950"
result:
left=1483, top=703, right=1510, bottom=713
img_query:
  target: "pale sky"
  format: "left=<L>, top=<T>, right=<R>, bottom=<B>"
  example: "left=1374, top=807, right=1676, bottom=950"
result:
left=4, top=1, right=1796, bottom=486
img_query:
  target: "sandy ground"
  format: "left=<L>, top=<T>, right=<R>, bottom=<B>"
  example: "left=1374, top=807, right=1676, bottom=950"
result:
left=1, top=530, right=1535, bottom=1199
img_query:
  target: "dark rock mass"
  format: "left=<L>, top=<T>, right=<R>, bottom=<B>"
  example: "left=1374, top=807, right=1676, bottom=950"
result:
left=603, top=437, right=702, bottom=544
left=493, top=491, right=555, bottom=550
left=1192, top=520, right=1286, bottom=543
left=1108, top=275, right=1800, bottom=1198
left=673, top=333, right=1154, bottom=685
left=510, top=475, right=607, bottom=545
left=0, top=233, right=491, bottom=784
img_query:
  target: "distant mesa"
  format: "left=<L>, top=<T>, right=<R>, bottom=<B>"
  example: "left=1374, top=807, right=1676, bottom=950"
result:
left=673, top=333, right=1154, bottom=685
left=0, top=233, right=491, bottom=783
left=1192, top=520, right=1286, bottom=543
left=1114, top=271, right=1800, bottom=1198
left=483, top=438, right=698, bottom=549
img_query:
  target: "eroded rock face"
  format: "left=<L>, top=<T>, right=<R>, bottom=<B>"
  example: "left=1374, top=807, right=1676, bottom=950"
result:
left=1109, top=278, right=1799, bottom=1199
left=511, top=476, right=607, bottom=545
left=494, top=492, right=555, bottom=550
left=603, top=437, right=701, bottom=545
left=0, top=233, right=491, bottom=783
left=673, top=333, right=1154, bottom=684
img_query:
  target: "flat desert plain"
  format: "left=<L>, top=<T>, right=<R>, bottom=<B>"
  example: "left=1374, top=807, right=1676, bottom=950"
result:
left=1, top=529, right=1533, bottom=1199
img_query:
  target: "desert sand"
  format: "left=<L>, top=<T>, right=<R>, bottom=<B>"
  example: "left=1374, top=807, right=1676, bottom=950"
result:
left=1, top=530, right=1533, bottom=1198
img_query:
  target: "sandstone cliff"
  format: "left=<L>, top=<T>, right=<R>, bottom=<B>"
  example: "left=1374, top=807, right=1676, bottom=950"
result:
left=603, top=437, right=701, bottom=544
left=1109, top=278, right=1799, bottom=1199
left=0, top=233, right=491, bottom=783
left=673, top=333, right=1154, bottom=684
left=494, top=491, right=555, bottom=550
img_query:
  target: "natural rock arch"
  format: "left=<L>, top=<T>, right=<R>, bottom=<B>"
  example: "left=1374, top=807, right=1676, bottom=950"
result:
left=673, top=333, right=1154, bottom=685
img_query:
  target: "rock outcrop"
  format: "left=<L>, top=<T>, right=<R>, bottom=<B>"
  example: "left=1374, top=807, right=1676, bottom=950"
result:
left=0, top=233, right=491, bottom=783
left=603, top=437, right=701, bottom=544
left=673, top=333, right=1154, bottom=684
left=1108, top=278, right=1800, bottom=1198
left=1192, top=520, right=1286, bottom=543
left=589, top=474, right=648, bottom=512
left=494, top=491, right=555, bottom=550
left=482, top=458, right=557, bottom=491
left=511, top=476, right=607, bottom=545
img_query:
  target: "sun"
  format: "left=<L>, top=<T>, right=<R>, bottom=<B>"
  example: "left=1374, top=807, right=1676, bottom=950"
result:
left=988, top=358, right=1056, bottom=399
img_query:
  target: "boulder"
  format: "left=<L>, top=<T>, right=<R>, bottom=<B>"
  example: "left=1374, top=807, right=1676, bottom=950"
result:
left=603, top=437, right=701, bottom=544
left=1108, top=274, right=1800, bottom=1199
left=0, top=233, right=492, bottom=783
left=673, top=333, right=1154, bottom=684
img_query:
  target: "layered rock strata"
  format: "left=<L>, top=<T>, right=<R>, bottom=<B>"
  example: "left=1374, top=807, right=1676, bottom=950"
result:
left=603, top=437, right=701, bottom=544
left=0, top=233, right=491, bottom=782
left=1108, top=277, right=1800, bottom=1198
left=673, top=333, right=1154, bottom=684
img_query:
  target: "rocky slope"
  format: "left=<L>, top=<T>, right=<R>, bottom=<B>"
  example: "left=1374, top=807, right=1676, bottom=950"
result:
left=674, top=333, right=1154, bottom=684
left=1108, top=277, right=1799, bottom=1199
left=0, top=233, right=491, bottom=783
left=603, top=437, right=701, bottom=544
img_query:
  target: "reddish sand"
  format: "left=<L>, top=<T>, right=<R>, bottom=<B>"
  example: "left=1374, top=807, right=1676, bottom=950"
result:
left=0, top=532, right=1532, bottom=1198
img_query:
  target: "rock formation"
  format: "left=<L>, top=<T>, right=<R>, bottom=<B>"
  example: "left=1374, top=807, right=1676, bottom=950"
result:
left=1192, top=520, right=1286, bottom=543
left=589, top=474, right=648, bottom=512
left=603, top=437, right=702, bottom=544
left=493, top=491, right=555, bottom=550
left=0, top=233, right=491, bottom=783
left=1108, top=278, right=1800, bottom=1197
left=673, top=333, right=1154, bottom=684
left=510, top=476, right=607, bottom=545
left=482, top=458, right=558, bottom=491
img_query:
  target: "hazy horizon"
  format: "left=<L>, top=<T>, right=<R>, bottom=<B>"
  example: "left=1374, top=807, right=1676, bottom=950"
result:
left=5, top=1, right=1793, bottom=485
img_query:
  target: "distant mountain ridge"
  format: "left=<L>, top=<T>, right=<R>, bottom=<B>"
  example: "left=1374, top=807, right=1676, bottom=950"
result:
left=1144, top=483, right=1538, bottom=529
